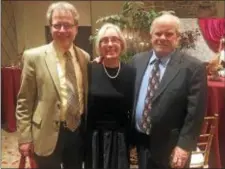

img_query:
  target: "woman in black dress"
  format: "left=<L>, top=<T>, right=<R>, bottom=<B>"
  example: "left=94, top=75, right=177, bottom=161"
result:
left=85, top=23, right=136, bottom=169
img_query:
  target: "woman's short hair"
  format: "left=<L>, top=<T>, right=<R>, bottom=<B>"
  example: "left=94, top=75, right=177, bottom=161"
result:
left=95, top=23, right=127, bottom=56
left=150, top=13, right=181, bottom=35
left=46, top=1, right=79, bottom=25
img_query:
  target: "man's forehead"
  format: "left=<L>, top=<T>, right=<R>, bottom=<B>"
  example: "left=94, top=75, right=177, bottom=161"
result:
left=155, top=20, right=177, bottom=27
left=52, top=9, right=72, bottom=16
left=152, top=25, right=176, bottom=32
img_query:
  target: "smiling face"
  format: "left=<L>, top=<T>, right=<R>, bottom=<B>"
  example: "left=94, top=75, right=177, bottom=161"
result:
left=151, top=21, right=180, bottom=57
left=99, top=28, right=123, bottom=60
left=50, top=9, right=78, bottom=51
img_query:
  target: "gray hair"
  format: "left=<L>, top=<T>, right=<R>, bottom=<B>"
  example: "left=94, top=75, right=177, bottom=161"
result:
left=95, top=23, right=127, bottom=56
left=46, top=1, right=79, bottom=25
left=150, top=13, right=181, bottom=35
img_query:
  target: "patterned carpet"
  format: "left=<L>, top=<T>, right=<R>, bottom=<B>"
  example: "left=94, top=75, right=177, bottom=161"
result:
left=1, top=129, right=25, bottom=168
left=1, top=129, right=137, bottom=168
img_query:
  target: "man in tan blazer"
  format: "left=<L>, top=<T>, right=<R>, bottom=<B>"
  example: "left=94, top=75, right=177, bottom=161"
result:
left=16, top=2, right=90, bottom=168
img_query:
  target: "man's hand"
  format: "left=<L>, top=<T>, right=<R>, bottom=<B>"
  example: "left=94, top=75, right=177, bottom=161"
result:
left=92, top=56, right=104, bottom=64
left=19, top=142, right=34, bottom=157
left=170, top=146, right=190, bottom=168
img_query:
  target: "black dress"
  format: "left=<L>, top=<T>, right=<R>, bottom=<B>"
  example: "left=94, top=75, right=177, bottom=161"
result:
left=85, top=62, right=136, bottom=169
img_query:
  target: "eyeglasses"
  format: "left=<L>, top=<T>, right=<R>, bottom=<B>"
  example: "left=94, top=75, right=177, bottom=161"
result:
left=100, top=36, right=121, bottom=45
left=51, top=23, right=75, bottom=30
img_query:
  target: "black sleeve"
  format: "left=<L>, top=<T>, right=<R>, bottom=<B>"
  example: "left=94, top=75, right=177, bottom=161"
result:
left=126, top=66, right=137, bottom=148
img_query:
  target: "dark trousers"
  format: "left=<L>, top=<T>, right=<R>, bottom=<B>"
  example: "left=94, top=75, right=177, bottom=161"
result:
left=135, top=131, right=161, bottom=169
left=34, top=123, right=84, bottom=169
left=135, top=130, right=191, bottom=169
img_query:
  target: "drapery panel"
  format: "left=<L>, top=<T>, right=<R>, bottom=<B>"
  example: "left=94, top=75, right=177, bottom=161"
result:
left=198, top=18, right=225, bottom=53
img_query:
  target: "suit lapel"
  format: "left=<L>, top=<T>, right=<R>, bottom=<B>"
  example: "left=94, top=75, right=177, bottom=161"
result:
left=135, top=51, right=153, bottom=104
left=152, top=50, right=182, bottom=102
left=44, top=43, right=61, bottom=99
left=131, top=51, right=152, bottom=127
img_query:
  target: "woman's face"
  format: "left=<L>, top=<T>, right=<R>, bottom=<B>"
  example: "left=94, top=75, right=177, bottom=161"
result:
left=99, top=28, right=123, bottom=60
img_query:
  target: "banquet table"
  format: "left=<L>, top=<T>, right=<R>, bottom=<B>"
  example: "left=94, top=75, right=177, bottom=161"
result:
left=207, top=77, right=225, bottom=168
left=1, top=67, right=22, bottom=132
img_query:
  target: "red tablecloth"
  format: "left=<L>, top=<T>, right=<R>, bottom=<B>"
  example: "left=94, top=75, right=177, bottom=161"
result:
left=1, top=67, right=22, bottom=132
left=207, top=77, right=225, bottom=168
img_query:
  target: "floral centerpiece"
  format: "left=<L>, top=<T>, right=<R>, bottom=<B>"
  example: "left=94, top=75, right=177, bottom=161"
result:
left=207, top=37, right=225, bottom=81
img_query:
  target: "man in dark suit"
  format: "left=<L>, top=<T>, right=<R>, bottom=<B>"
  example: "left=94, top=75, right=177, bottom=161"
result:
left=131, top=13, right=207, bottom=168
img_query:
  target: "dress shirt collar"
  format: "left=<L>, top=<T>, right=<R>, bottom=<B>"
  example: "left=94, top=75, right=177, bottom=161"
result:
left=149, top=50, right=174, bottom=67
left=53, top=42, right=75, bottom=59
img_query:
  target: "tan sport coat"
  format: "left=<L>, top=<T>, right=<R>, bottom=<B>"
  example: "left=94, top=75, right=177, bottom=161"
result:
left=16, top=42, right=90, bottom=156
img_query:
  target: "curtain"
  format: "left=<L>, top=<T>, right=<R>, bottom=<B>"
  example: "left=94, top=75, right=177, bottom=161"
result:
left=198, top=18, right=225, bottom=53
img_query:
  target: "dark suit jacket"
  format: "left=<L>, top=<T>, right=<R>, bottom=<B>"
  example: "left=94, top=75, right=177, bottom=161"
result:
left=131, top=50, right=207, bottom=167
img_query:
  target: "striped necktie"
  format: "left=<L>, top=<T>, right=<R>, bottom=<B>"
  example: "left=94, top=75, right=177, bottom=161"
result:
left=141, top=59, right=160, bottom=135
left=64, top=51, right=80, bottom=131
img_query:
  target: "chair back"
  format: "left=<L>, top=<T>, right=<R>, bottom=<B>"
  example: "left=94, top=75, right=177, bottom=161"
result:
left=192, top=113, right=219, bottom=166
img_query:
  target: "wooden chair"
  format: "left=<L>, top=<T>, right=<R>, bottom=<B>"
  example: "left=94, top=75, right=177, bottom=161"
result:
left=190, top=114, right=219, bottom=168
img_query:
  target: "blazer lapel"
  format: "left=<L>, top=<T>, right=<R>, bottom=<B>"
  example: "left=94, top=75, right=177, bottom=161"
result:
left=73, top=45, right=89, bottom=112
left=152, top=50, right=182, bottom=102
left=74, top=45, right=85, bottom=80
left=44, top=43, right=61, bottom=99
